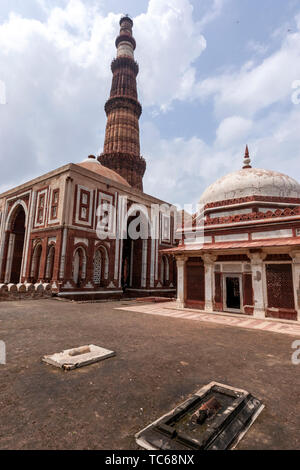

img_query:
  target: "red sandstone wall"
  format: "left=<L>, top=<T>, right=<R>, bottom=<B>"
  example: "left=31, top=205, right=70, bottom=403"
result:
left=186, top=259, right=205, bottom=309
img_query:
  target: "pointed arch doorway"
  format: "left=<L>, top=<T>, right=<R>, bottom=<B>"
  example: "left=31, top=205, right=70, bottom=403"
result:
left=5, top=205, right=26, bottom=284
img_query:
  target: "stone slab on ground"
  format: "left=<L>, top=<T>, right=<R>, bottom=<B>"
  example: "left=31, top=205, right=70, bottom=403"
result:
left=43, top=344, right=116, bottom=370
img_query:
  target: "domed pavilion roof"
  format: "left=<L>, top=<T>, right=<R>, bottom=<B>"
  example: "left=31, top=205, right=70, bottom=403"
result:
left=76, top=155, right=130, bottom=187
left=199, top=146, right=300, bottom=207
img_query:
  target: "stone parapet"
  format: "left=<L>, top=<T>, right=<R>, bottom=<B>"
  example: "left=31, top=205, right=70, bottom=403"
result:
left=0, top=283, right=53, bottom=301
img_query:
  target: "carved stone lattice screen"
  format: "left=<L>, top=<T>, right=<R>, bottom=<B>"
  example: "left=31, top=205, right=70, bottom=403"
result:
left=266, top=264, right=294, bottom=309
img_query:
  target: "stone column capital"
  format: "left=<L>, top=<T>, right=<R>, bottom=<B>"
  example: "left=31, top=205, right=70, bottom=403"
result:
left=176, top=254, right=186, bottom=308
left=291, top=250, right=300, bottom=263
left=202, top=253, right=217, bottom=264
left=248, top=251, right=267, bottom=264
left=176, top=255, right=188, bottom=264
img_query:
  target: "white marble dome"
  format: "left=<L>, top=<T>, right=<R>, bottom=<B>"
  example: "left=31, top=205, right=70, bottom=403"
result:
left=199, top=167, right=300, bottom=206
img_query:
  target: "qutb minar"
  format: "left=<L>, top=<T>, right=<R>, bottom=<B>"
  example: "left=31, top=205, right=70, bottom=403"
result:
left=99, top=16, right=146, bottom=191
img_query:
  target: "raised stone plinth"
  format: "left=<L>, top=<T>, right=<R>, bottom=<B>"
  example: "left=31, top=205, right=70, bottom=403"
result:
left=0, top=284, right=8, bottom=300
left=25, top=283, right=35, bottom=294
left=16, top=284, right=27, bottom=299
left=17, top=283, right=26, bottom=293
left=0, top=282, right=53, bottom=301
left=34, top=283, right=44, bottom=296
left=42, top=283, right=52, bottom=297
left=7, top=284, right=17, bottom=293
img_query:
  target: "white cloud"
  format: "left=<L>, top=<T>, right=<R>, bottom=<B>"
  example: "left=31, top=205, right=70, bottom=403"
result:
left=142, top=10, right=300, bottom=204
left=142, top=107, right=300, bottom=206
left=247, top=40, right=269, bottom=56
left=142, top=120, right=245, bottom=206
left=216, top=116, right=252, bottom=147
left=135, top=0, right=206, bottom=109
left=195, top=20, right=300, bottom=117
left=143, top=99, right=300, bottom=206
left=0, top=0, right=207, bottom=191
left=199, top=0, right=227, bottom=29
left=1, top=0, right=300, bottom=210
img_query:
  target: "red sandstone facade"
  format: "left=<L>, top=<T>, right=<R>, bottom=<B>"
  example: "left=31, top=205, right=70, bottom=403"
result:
left=0, top=163, right=177, bottom=299
left=164, top=149, right=300, bottom=322
left=0, top=17, right=177, bottom=300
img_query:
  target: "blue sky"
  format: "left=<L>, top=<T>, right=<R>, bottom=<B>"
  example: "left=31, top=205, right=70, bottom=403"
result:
left=0, top=0, right=300, bottom=209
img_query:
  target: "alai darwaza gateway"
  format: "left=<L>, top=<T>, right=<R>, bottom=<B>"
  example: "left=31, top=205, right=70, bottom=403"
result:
left=165, top=147, right=300, bottom=322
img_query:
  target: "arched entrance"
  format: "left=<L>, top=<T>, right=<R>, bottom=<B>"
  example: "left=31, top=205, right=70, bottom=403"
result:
left=93, top=246, right=109, bottom=287
left=72, top=247, right=87, bottom=286
left=160, top=255, right=169, bottom=286
left=122, top=207, right=150, bottom=291
left=6, top=206, right=26, bottom=284
left=30, top=243, right=42, bottom=283
left=45, top=245, right=55, bottom=281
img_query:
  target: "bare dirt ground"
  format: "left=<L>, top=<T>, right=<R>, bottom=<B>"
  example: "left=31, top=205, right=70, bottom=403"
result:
left=0, top=298, right=299, bottom=450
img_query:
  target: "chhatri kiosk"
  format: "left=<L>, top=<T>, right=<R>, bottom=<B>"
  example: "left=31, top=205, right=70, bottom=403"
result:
left=166, top=147, right=300, bottom=321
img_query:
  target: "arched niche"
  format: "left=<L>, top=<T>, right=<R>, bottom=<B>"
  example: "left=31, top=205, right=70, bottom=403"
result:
left=4, top=204, right=27, bottom=284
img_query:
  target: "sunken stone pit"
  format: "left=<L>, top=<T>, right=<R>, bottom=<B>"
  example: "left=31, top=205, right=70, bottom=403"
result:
left=136, top=382, right=264, bottom=450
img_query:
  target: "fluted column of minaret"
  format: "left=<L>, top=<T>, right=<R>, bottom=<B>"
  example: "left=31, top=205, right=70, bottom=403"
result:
left=98, top=16, right=146, bottom=191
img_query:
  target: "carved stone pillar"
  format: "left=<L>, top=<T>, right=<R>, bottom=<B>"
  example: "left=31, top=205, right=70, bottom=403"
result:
left=0, top=231, right=10, bottom=282
left=59, top=227, right=68, bottom=280
left=38, top=238, right=48, bottom=282
left=249, top=252, right=267, bottom=319
left=4, top=233, right=15, bottom=283
left=291, top=250, right=300, bottom=321
left=202, top=254, right=217, bottom=312
left=176, top=256, right=187, bottom=309
left=141, top=238, right=147, bottom=288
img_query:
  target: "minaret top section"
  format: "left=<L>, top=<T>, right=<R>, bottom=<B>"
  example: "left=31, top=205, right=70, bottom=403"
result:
left=116, top=16, right=136, bottom=59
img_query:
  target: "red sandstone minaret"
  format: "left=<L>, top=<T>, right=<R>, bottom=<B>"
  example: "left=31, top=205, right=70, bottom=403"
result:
left=98, top=15, right=146, bottom=191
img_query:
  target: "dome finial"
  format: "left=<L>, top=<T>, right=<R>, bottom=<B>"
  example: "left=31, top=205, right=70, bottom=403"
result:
left=243, top=145, right=252, bottom=169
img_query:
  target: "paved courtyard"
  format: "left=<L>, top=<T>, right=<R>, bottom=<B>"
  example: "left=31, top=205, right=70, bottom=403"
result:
left=0, top=298, right=299, bottom=450
left=117, top=302, right=300, bottom=337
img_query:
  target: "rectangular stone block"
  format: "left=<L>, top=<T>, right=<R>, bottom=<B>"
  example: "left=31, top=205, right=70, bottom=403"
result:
left=43, top=344, right=115, bottom=370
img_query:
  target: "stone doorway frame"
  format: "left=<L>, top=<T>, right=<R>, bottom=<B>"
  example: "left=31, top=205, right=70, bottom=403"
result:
left=223, top=273, right=243, bottom=314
